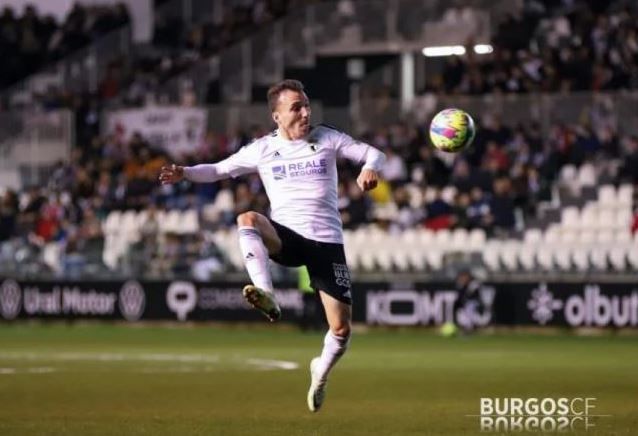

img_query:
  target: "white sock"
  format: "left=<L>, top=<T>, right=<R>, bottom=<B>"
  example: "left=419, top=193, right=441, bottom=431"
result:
left=315, top=330, right=350, bottom=383
left=238, top=226, right=273, bottom=293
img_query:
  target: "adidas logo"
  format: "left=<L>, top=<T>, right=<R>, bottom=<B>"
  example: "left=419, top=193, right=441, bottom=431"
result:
left=310, top=144, right=318, bottom=152
left=342, top=290, right=351, bottom=298
left=245, top=252, right=255, bottom=259
left=274, top=151, right=281, bottom=158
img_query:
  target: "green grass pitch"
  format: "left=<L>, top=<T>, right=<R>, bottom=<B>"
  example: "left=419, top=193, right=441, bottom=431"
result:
left=0, top=324, right=636, bottom=435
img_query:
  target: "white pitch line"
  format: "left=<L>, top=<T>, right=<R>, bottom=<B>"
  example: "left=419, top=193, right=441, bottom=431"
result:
left=0, top=351, right=220, bottom=363
left=0, top=367, right=56, bottom=375
left=245, top=358, right=299, bottom=370
left=0, top=352, right=298, bottom=371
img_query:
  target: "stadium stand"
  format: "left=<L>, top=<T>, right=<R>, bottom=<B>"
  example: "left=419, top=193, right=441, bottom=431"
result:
left=0, top=0, right=637, bottom=280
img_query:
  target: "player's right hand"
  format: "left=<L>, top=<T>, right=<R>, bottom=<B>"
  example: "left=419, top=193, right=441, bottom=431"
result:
left=159, top=164, right=185, bottom=185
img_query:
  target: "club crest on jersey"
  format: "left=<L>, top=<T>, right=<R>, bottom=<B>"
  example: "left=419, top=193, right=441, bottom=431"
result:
left=272, top=165, right=287, bottom=180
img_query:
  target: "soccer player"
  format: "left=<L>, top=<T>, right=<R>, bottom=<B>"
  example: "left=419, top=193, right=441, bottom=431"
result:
left=159, top=79, right=385, bottom=412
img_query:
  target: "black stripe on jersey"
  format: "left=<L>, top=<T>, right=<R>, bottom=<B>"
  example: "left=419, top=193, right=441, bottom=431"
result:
left=317, top=123, right=342, bottom=133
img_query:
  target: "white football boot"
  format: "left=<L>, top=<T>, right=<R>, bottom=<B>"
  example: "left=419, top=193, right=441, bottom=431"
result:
left=242, top=285, right=281, bottom=322
left=307, top=357, right=327, bottom=412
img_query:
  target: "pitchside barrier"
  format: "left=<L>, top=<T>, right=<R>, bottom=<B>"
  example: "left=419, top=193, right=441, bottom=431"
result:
left=0, top=279, right=636, bottom=328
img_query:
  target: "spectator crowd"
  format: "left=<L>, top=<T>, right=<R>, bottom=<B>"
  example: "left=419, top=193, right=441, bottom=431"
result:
left=0, top=0, right=637, bottom=278
left=431, top=0, right=638, bottom=94
left=0, top=3, right=130, bottom=90
left=1, top=108, right=637, bottom=277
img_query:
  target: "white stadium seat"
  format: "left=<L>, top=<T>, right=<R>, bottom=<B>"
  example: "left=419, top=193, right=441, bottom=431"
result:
left=561, top=206, right=580, bottom=229
left=609, top=245, right=628, bottom=271
left=560, top=229, right=578, bottom=246
left=596, top=230, right=614, bottom=244
left=597, top=184, right=616, bottom=206
left=426, top=249, right=444, bottom=270
left=614, top=230, right=632, bottom=244
left=518, top=242, right=537, bottom=271
left=617, top=184, right=634, bottom=207
left=524, top=228, right=543, bottom=245
left=433, top=229, right=451, bottom=248
left=597, top=209, right=616, bottom=231
left=468, top=228, right=486, bottom=251
left=500, top=240, right=519, bottom=271
left=577, top=163, right=597, bottom=187
left=572, top=248, right=590, bottom=271
left=180, top=209, right=200, bottom=234
left=615, top=208, right=633, bottom=230
left=482, top=241, right=501, bottom=271
left=590, top=246, right=609, bottom=270
left=559, top=164, right=579, bottom=194
left=450, top=228, right=469, bottom=252
left=536, top=245, right=555, bottom=270
left=579, top=205, right=599, bottom=230
left=553, top=246, right=572, bottom=271
left=579, top=230, right=596, bottom=246
left=543, top=225, right=561, bottom=244
left=417, top=229, right=435, bottom=246
left=103, top=211, right=122, bottom=235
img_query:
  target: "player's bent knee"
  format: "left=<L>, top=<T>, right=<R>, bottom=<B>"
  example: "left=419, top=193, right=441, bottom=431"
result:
left=236, top=211, right=260, bottom=227
left=331, top=324, right=351, bottom=340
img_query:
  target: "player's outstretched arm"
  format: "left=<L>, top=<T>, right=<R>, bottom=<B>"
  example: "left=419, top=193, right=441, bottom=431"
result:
left=160, top=143, right=259, bottom=185
left=159, top=162, right=237, bottom=185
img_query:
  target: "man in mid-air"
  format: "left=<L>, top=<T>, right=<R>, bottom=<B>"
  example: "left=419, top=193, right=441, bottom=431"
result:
left=159, top=79, right=385, bottom=412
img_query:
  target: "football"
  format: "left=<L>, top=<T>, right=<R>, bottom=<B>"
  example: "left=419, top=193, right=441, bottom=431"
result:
left=429, top=108, right=476, bottom=152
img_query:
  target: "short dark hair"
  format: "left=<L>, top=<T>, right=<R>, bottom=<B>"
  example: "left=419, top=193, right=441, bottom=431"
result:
left=267, top=79, right=305, bottom=112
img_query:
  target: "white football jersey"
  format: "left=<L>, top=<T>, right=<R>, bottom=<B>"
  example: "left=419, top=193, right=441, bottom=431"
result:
left=190, top=125, right=385, bottom=243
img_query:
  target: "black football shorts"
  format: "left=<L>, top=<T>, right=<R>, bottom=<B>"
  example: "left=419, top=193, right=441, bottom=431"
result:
left=268, top=219, right=352, bottom=305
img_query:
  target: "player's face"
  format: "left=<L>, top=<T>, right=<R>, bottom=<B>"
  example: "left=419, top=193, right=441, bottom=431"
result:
left=273, top=90, right=311, bottom=140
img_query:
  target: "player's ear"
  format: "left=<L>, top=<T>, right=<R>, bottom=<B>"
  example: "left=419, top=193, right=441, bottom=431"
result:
left=272, top=112, right=279, bottom=123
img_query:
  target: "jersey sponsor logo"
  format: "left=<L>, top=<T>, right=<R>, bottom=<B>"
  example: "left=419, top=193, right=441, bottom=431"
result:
left=272, top=159, right=328, bottom=180
left=332, top=263, right=351, bottom=288
left=272, top=165, right=287, bottom=180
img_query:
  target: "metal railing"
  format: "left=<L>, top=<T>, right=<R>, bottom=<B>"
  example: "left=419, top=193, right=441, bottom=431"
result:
left=0, top=110, right=73, bottom=189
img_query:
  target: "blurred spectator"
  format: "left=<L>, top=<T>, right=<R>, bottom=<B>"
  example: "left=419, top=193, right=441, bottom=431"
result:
left=490, top=177, right=516, bottom=233
left=381, top=147, right=407, bottom=183
left=424, top=188, right=453, bottom=230
left=0, top=3, right=130, bottom=90
left=453, top=270, right=487, bottom=334
left=341, top=181, right=371, bottom=229
left=0, top=190, right=19, bottom=242
left=467, top=187, right=493, bottom=231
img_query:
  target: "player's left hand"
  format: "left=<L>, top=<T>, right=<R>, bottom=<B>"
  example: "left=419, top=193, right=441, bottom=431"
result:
left=357, top=169, right=380, bottom=191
